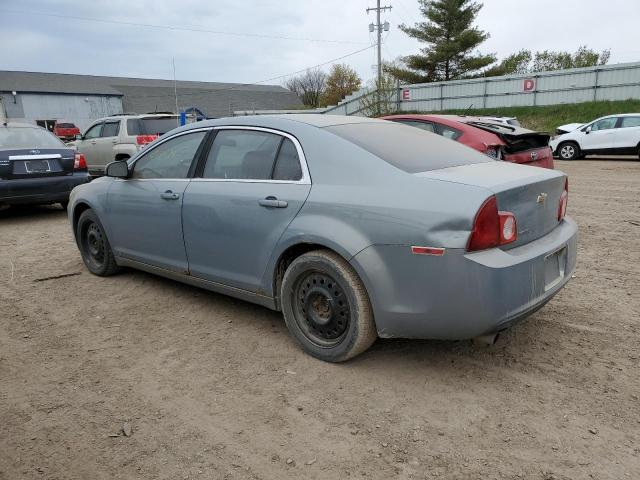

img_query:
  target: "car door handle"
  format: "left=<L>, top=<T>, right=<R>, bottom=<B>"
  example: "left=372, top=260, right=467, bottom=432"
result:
left=259, top=196, right=288, bottom=208
left=160, top=191, right=180, bottom=200
left=90, top=141, right=97, bottom=145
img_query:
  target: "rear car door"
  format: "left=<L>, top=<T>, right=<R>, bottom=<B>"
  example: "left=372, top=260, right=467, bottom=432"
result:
left=76, top=122, right=103, bottom=172
left=615, top=116, right=640, bottom=153
left=105, top=129, right=209, bottom=273
left=182, top=127, right=311, bottom=292
left=580, top=117, right=619, bottom=153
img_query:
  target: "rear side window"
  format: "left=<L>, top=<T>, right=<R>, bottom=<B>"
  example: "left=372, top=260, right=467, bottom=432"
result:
left=394, top=120, right=436, bottom=133
left=325, top=123, right=490, bottom=173
left=203, top=130, right=281, bottom=180
left=127, top=117, right=179, bottom=136
left=620, top=116, right=640, bottom=128
left=273, top=139, right=302, bottom=181
left=101, top=121, right=120, bottom=138
left=437, top=124, right=463, bottom=140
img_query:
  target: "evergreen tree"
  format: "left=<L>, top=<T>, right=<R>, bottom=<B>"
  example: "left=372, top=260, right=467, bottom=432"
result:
left=387, top=0, right=495, bottom=83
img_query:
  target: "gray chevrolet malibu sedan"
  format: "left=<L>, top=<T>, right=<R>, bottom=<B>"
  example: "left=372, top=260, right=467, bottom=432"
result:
left=68, top=114, right=577, bottom=362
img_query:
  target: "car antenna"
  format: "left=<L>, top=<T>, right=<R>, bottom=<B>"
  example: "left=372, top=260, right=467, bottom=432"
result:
left=462, top=104, right=474, bottom=117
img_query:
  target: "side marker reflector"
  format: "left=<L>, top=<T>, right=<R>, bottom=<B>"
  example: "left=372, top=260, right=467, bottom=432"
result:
left=411, top=246, right=445, bottom=256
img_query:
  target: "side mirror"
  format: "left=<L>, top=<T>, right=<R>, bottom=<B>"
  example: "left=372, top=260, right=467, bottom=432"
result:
left=105, top=160, right=129, bottom=178
left=584, top=126, right=592, bottom=134
left=75, top=133, right=83, bottom=140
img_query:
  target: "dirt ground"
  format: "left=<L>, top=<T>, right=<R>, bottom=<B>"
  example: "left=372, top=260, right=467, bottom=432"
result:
left=1, top=158, right=639, bottom=480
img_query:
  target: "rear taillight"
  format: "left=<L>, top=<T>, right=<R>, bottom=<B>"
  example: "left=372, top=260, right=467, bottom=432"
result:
left=467, top=196, right=517, bottom=252
left=74, top=153, right=87, bottom=170
left=136, top=135, right=158, bottom=146
left=558, top=178, right=568, bottom=221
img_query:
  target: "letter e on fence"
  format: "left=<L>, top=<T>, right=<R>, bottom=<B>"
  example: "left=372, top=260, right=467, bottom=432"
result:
left=402, top=89, right=411, bottom=101
left=523, top=79, right=536, bottom=92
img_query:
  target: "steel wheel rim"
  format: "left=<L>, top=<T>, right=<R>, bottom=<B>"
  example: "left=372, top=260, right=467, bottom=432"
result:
left=292, top=271, right=351, bottom=347
left=83, top=222, right=105, bottom=266
left=560, top=145, right=574, bottom=159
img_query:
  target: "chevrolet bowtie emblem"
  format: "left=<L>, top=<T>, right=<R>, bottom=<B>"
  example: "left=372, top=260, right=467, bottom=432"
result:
left=537, top=193, right=548, bottom=204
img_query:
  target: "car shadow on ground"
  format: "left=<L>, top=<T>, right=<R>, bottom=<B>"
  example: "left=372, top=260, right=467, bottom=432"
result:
left=0, top=204, right=67, bottom=221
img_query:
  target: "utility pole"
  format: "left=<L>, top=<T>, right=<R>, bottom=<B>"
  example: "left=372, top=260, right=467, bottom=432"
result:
left=367, top=1, right=391, bottom=114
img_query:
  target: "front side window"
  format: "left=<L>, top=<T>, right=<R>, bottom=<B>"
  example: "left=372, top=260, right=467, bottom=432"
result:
left=591, top=117, right=618, bottom=131
left=131, top=131, right=207, bottom=179
left=620, top=116, right=640, bottom=128
left=101, top=121, right=120, bottom=138
left=84, top=123, right=102, bottom=139
left=203, top=130, right=282, bottom=180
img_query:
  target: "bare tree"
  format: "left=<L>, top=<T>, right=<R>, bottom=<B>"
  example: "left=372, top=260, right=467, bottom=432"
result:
left=284, top=68, right=327, bottom=108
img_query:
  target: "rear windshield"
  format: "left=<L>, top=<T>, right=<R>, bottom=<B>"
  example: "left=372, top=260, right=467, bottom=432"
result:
left=127, top=117, right=179, bottom=136
left=0, top=126, right=66, bottom=149
left=324, top=122, right=490, bottom=173
left=56, top=123, right=76, bottom=129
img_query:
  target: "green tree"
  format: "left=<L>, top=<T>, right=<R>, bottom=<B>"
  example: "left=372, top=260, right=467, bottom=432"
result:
left=482, top=49, right=532, bottom=77
left=359, top=71, right=398, bottom=117
left=387, top=0, right=496, bottom=83
left=320, top=64, right=362, bottom=107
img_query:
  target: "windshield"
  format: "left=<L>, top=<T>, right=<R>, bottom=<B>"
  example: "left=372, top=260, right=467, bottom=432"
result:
left=127, top=117, right=179, bottom=136
left=325, top=122, right=491, bottom=173
left=0, top=126, right=66, bottom=149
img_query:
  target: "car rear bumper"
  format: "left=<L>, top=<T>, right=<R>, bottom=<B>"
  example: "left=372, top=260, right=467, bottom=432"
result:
left=350, top=216, right=578, bottom=339
left=504, top=147, right=554, bottom=169
left=0, top=173, right=91, bottom=205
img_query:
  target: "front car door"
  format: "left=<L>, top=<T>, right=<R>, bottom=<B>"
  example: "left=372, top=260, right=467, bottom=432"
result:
left=76, top=122, right=103, bottom=171
left=105, top=128, right=210, bottom=273
left=580, top=117, right=619, bottom=153
left=96, top=120, right=121, bottom=168
left=182, top=127, right=311, bottom=292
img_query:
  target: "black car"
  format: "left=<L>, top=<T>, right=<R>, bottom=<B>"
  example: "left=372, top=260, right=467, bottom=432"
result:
left=0, top=122, right=90, bottom=209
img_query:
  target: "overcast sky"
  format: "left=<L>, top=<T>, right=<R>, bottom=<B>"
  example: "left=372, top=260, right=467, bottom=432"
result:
left=1, top=0, right=639, bottom=87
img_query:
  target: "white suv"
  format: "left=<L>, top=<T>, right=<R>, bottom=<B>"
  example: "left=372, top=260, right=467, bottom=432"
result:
left=550, top=114, right=640, bottom=160
left=72, top=113, right=179, bottom=175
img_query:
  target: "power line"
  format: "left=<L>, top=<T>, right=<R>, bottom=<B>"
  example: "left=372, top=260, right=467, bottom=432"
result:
left=115, top=44, right=378, bottom=101
left=0, top=8, right=368, bottom=45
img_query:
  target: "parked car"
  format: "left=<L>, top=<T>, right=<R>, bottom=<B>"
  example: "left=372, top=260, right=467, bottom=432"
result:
left=550, top=114, right=640, bottom=160
left=71, top=113, right=180, bottom=175
left=0, top=122, right=90, bottom=209
left=383, top=114, right=554, bottom=169
left=68, top=115, right=576, bottom=362
left=53, top=121, right=80, bottom=141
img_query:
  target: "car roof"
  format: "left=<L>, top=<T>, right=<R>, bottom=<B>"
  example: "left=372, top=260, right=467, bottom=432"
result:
left=0, top=122, right=45, bottom=129
left=226, top=114, right=382, bottom=128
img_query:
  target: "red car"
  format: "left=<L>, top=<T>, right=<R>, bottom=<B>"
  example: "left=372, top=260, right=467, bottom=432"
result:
left=53, top=122, right=81, bottom=141
left=383, top=115, right=554, bottom=169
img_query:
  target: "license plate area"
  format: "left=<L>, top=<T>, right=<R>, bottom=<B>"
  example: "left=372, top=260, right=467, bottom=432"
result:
left=544, top=246, right=567, bottom=291
left=24, top=160, right=51, bottom=173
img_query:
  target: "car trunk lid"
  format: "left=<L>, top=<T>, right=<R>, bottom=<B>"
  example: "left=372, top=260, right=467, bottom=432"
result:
left=416, top=161, right=567, bottom=248
left=0, top=148, right=75, bottom=180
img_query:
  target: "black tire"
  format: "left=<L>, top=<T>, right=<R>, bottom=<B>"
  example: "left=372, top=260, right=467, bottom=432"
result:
left=280, top=250, right=377, bottom=362
left=76, top=209, right=120, bottom=276
left=557, top=142, right=581, bottom=160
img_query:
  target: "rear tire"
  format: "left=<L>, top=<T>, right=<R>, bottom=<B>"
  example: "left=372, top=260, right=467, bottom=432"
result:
left=76, top=209, right=120, bottom=276
left=280, top=250, right=377, bottom=362
left=557, top=142, right=581, bottom=160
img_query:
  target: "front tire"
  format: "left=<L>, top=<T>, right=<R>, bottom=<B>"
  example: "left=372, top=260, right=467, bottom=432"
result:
left=280, top=250, right=377, bottom=362
left=558, top=142, right=581, bottom=160
left=76, top=209, right=120, bottom=276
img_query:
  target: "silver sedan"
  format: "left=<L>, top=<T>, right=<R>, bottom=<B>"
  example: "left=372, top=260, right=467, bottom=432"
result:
left=68, top=114, right=577, bottom=362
